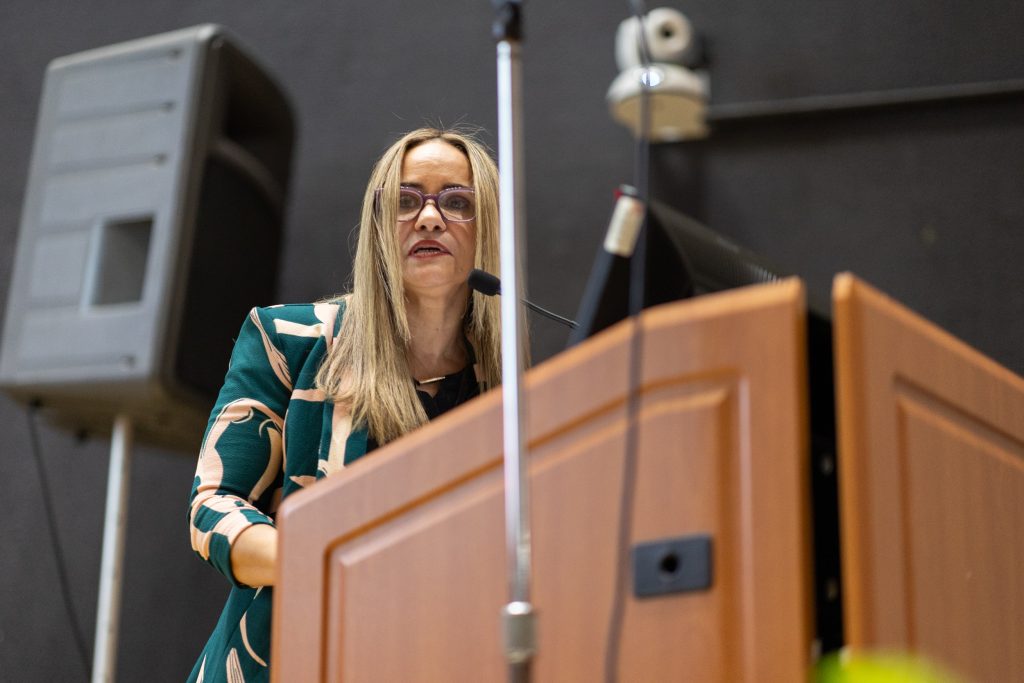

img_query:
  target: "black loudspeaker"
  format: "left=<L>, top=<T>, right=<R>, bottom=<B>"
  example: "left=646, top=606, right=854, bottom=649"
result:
left=0, top=25, right=294, bottom=450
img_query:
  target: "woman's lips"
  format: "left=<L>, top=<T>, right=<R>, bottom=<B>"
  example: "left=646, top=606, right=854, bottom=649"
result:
left=409, top=240, right=451, bottom=257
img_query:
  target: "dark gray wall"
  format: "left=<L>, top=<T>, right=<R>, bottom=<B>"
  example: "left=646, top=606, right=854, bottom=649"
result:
left=0, top=1, right=1021, bottom=681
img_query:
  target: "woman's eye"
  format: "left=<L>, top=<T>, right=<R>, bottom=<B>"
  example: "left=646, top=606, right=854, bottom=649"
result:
left=442, top=194, right=471, bottom=210
left=398, top=194, right=419, bottom=210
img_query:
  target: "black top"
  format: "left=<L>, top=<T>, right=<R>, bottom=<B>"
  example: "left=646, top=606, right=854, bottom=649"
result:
left=364, top=364, right=481, bottom=453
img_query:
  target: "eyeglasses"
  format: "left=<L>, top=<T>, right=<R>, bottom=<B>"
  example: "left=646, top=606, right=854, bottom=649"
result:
left=396, top=186, right=476, bottom=222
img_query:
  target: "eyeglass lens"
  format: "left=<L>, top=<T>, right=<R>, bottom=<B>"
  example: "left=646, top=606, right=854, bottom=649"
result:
left=398, top=188, right=475, bottom=221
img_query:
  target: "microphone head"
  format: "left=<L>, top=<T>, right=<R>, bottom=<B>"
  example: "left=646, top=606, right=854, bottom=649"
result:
left=468, top=269, right=501, bottom=297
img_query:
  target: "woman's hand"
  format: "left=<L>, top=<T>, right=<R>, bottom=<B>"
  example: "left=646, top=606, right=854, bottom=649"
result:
left=230, top=523, right=278, bottom=587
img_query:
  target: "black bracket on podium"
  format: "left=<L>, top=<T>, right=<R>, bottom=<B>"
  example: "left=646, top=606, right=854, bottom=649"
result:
left=633, top=534, right=713, bottom=597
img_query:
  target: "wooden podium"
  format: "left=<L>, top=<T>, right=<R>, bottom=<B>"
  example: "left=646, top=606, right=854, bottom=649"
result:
left=273, top=279, right=814, bottom=681
left=833, top=274, right=1024, bottom=682
left=272, top=274, right=1024, bottom=682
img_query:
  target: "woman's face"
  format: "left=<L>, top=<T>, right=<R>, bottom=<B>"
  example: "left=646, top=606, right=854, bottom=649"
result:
left=397, top=140, right=477, bottom=302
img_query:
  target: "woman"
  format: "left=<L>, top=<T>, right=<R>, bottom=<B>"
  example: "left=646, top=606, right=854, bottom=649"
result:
left=187, top=127, right=503, bottom=682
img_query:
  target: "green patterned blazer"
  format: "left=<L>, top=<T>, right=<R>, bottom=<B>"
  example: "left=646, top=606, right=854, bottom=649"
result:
left=187, top=301, right=483, bottom=682
left=187, top=302, right=367, bottom=683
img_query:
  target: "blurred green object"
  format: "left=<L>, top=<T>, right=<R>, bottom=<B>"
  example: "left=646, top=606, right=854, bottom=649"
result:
left=816, top=651, right=963, bottom=683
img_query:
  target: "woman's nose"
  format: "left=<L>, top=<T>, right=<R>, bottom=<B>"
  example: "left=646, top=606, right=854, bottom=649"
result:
left=415, top=200, right=446, bottom=231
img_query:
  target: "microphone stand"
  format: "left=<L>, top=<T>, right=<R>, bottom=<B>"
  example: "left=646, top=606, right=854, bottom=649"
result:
left=493, top=2, right=536, bottom=681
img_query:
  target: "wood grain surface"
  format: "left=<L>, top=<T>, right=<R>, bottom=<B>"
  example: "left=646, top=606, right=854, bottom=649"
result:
left=833, top=273, right=1024, bottom=682
left=273, top=280, right=814, bottom=682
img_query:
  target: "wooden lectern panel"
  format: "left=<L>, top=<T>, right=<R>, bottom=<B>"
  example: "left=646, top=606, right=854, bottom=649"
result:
left=833, top=273, right=1024, bottom=682
left=273, top=280, right=813, bottom=682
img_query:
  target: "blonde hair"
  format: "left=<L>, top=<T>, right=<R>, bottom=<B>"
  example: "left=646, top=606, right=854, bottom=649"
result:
left=316, top=127, right=503, bottom=445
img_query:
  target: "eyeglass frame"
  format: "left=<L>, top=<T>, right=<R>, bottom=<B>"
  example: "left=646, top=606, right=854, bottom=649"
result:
left=374, top=186, right=477, bottom=223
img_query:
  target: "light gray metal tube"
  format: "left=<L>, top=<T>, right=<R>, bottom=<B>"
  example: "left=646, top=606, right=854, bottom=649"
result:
left=497, top=38, right=536, bottom=674
left=92, top=414, right=133, bottom=683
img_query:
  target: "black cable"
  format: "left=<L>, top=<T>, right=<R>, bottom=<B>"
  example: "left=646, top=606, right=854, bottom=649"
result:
left=27, top=404, right=92, bottom=679
left=603, top=3, right=653, bottom=682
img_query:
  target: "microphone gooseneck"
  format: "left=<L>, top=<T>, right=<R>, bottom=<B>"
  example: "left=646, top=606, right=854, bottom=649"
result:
left=468, top=269, right=578, bottom=329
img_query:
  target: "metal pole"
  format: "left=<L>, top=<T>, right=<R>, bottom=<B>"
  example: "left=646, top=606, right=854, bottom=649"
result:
left=91, top=413, right=133, bottom=683
left=495, top=3, right=536, bottom=678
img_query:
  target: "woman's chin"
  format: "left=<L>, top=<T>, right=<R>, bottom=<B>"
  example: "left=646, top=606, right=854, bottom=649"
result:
left=404, top=273, right=470, bottom=300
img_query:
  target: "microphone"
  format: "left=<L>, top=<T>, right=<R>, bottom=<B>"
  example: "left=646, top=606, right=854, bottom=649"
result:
left=468, top=269, right=578, bottom=329
left=566, top=186, right=648, bottom=346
